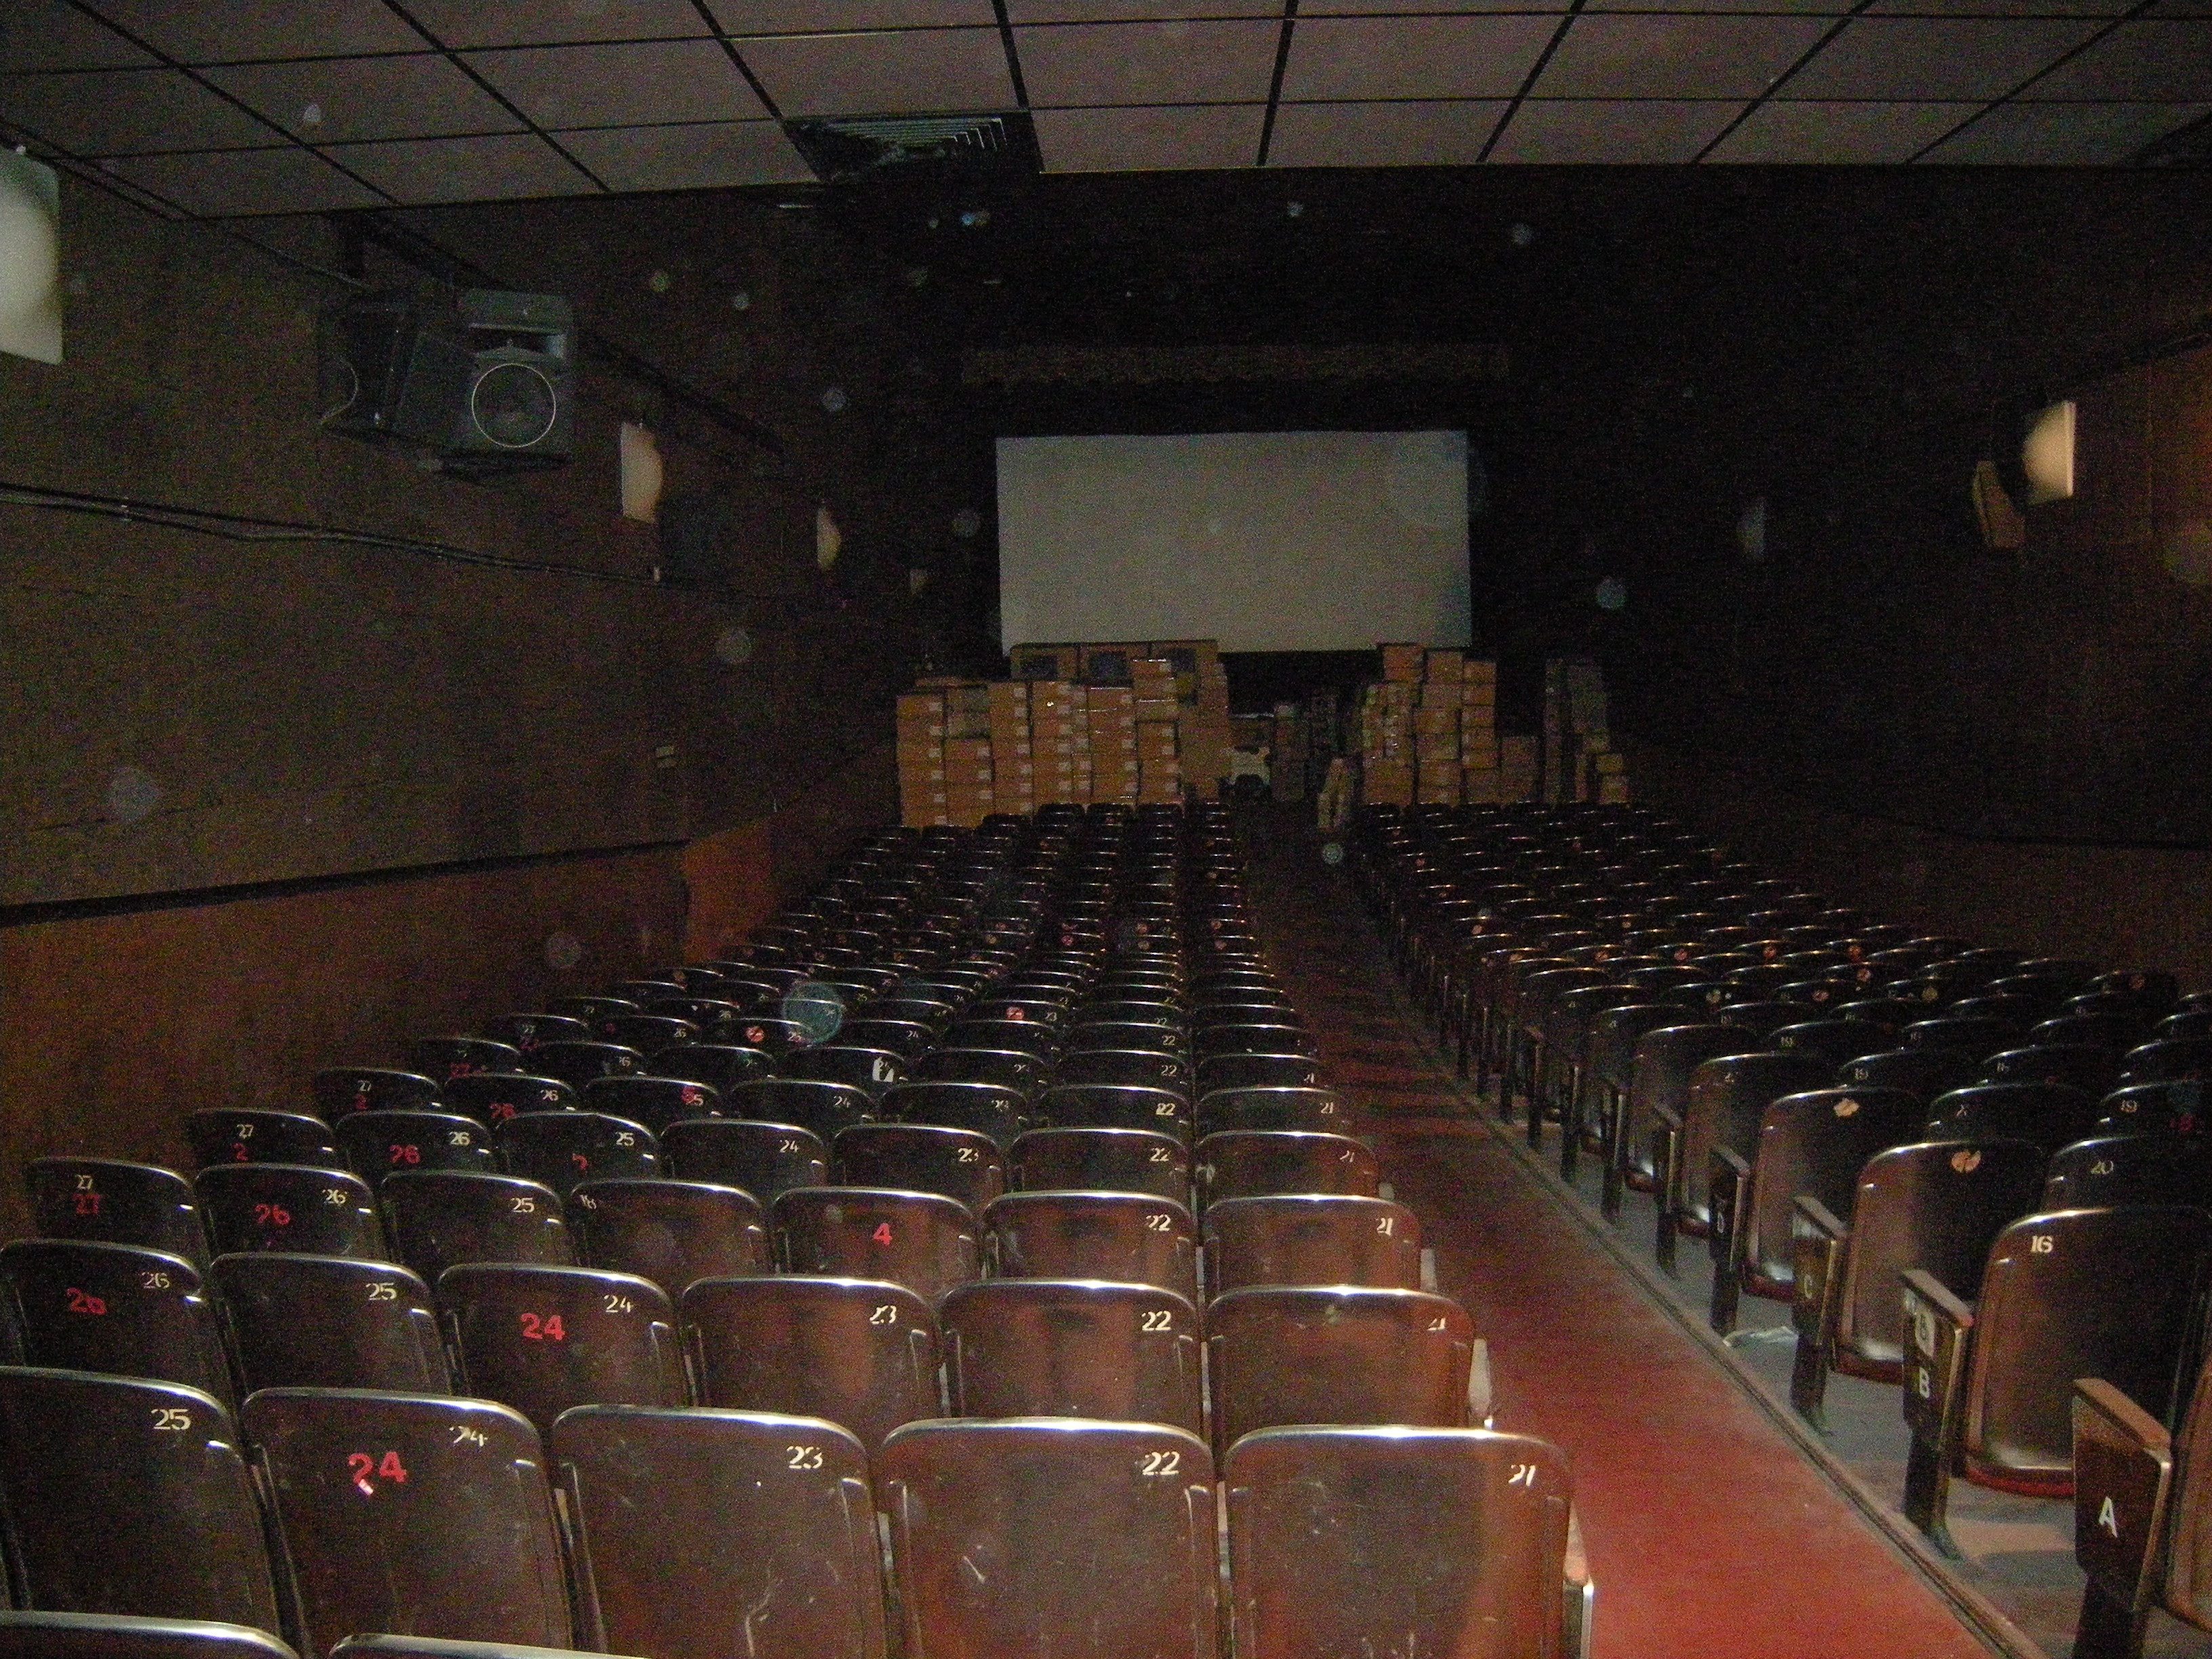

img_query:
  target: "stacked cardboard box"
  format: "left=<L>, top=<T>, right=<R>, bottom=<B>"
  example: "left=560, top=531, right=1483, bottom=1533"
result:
left=1541, top=657, right=1626, bottom=804
left=1358, top=677, right=1416, bottom=806
left=1152, top=639, right=1232, bottom=799
left=1380, top=642, right=1425, bottom=684
left=1414, top=649, right=1466, bottom=805
left=1136, top=710, right=1182, bottom=804
left=1030, top=680, right=1085, bottom=806
left=1088, top=684, right=1140, bottom=804
left=896, top=689, right=949, bottom=826
left=1499, top=733, right=1539, bottom=802
left=1460, top=658, right=1503, bottom=803
left=987, top=680, right=1035, bottom=818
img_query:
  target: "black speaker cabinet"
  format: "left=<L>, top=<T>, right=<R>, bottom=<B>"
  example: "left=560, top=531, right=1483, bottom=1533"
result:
left=319, top=285, right=575, bottom=477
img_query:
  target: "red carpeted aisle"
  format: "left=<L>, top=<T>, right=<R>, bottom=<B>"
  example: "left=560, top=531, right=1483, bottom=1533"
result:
left=1244, top=813, right=1996, bottom=1659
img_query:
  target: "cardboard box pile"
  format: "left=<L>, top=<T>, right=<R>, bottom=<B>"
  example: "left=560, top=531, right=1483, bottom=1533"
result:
left=1542, top=657, right=1628, bottom=804
left=1361, top=646, right=1521, bottom=807
left=1086, top=684, right=1141, bottom=806
left=895, top=689, right=949, bottom=827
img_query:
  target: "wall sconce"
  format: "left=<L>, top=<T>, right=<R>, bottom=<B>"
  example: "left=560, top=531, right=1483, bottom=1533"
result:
left=0, top=149, right=62, bottom=365
left=2022, top=400, right=2076, bottom=504
left=619, top=421, right=663, bottom=523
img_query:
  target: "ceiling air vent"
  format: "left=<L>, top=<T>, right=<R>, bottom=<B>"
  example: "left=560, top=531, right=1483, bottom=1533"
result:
left=785, top=112, right=1040, bottom=184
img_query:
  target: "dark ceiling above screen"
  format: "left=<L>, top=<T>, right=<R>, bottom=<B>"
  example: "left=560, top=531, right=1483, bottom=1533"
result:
left=1, top=2, right=2208, bottom=216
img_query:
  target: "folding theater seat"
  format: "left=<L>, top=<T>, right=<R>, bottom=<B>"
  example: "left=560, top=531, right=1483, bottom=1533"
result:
left=24, top=1158, right=209, bottom=1268
left=0, top=1368, right=280, bottom=1631
left=310, top=1068, right=441, bottom=1120
left=1704, top=1085, right=1925, bottom=1336
left=593, top=1015, right=696, bottom=1057
left=380, top=1171, right=573, bottom=1285
left=0, top=1240, right=234, bottom=1404
left=1037, top=1082, right=1192, bottom=1140
left=983, top=1190, right=1198, bottom=1300
left=480, top=1012, right=592, bottom=1054
left=1607, top=1023, right=1757, bottom=1223
left=407, top=1038, right=523, bottom=1082
left=1052, top=1048, right=1191, bottom=1094
left=1202, top=1194, right=1427, bottom=1296
left=436, top=1263, right=685, bottom=1435
left=884, top=1081, right=1030, bottom=1150
left=1206, top=1286, right=1482, bottom=1455
left=1651, top=1051, right=1834, bottom=1272
left=1196, top=1084, right=1345, bottom=1137
left=1787, top=1136, right=2047, bottom=1429
left=332, top=1112, right=496, bottom=1180
left=493, top=1112, right=659, bottom=1199
left=2045, top=1134, right=2212, bottom=1209
left=552, top=1406, right=886, bottom=1659
left=1982, top=1043, right=2123, bottom=1097
left=581, top=1073, right=725, bottom=1135
left=1009, top=1126, right=1190, bottom=1200
left=0, top=1614, right=295, bottom=1659
left=568, top=1176, right=768, bottom=1297
left=243, top=1389, right=573, bottom=1658
left=875, top=1418, right=1217, bottom=1659
left=779, top=1046, right=908, bottom=1097
left=1837, top=1047, right=1983, bottom=1104
left=834, top=1123, right=1006, bottom=1213
left=722, top=1078, right=875, bottom=1141
left=941, top=1277, right=1204, bottom=1434
left=185, top=1111, right=340, bottom=1171
left=659, top=1118, right=829, bottom=1202
left=1926, top=1081, right=2103, bottom=1155
left=772, top=1187, right=979, bottom=1303
left=1899, top=1204, right=2212, bottom=1551
left=2071, top=1351, right=2212, bottom=1659
left=1225, top=1426, right=1591, bottom=1659
left=192, top=1165, right=384, bottom=1260
left=917, top=1046, right=1055, bottom=1097
left=1195, top=1130, right=1381, bottom=1205
left=437, top=1073, right=577, bottom=1128
left=527, top=1040, right=646, bottom=1090
left=210, top=1254, right=450, bottom=1394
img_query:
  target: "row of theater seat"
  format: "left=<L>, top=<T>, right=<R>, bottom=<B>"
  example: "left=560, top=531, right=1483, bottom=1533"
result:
left=1357, top=799, right=2212, bottom=1659
left=0, top=800, right=1589, bottom=1659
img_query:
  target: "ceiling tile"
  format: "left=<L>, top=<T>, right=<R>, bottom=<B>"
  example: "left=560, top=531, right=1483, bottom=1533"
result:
left=1921, top=98, right=2211, bottom=160
left=403, top=0, right=712, bottom=48
left=1864, top=0, right=2131, bottom=13
left=2023, top=22, right=2212, bottom=98
left=325, top=132, right=601, bottom=202
left=735, top=28, right=1017, bottom=116
left=1010, top=0, right=1282, bottom=16
left=710, top=2, right=1000, bottom=30
left=1705, top=98, right=1980, bottom=161
left=1298, top=0, right=1565, bottom=10
left=1016, top=20, right=1280, bottom=107
left=1537, top=16, right=1834, bottom=98
left=1784, top=18, right=2103, bottom=98
left=1488, top=98, right=1743, bottom=161
left=1284, top=16, right=1563, bottom=99
left=85, top=1, right=424, bottom=63
left=466, top=39, right=766, bottom=127
left=1268, top=98, right=1507, bottom=165
left=2, top=1, right=153, bottom=72
left=1580, top=0, right=1852, bottom=12
left=556, top=118, right=817, bottom=188
left=205, top=54, right=523, bottom=143
left=0, top=67, right=280, bottom=155
left=1033, top=102, right=1263, bottom=169
left=104, top=146, right=384, bottom=214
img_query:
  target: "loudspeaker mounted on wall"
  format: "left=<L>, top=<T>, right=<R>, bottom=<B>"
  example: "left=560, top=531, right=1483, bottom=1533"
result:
left=319, top=284, right=575, bottom=478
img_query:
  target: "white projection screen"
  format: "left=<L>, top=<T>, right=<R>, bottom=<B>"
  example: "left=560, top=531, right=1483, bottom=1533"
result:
left=996, top=430, right=1471, bottom=652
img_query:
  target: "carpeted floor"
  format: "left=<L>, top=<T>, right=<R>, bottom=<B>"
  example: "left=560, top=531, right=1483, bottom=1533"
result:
left=1237, top=804, right=2004, bottom=1659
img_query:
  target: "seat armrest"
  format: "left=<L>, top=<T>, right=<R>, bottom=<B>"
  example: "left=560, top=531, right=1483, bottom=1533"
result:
left=1789, top=1196, right=1848, bottom=1340
left=1709, top=1146, right=1753, bottom=1268
left=1563, top=1505, right=1595, bottom=1659
left=1652, top=1101, right=1685, bottom=1132
left=2073, top=1376, right=2176, bottom=1618
left=1467, top=1337, right=1494, bottom=1429
left=1900, top=1268, right=1974, bottom=1449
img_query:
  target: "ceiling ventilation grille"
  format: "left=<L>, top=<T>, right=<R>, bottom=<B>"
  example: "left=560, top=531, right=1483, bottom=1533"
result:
left=785, top=111, right=1040, bottom=184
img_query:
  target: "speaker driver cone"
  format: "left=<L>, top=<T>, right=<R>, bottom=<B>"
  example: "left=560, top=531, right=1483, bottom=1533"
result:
left=470, top=360, right=558, bottom=449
